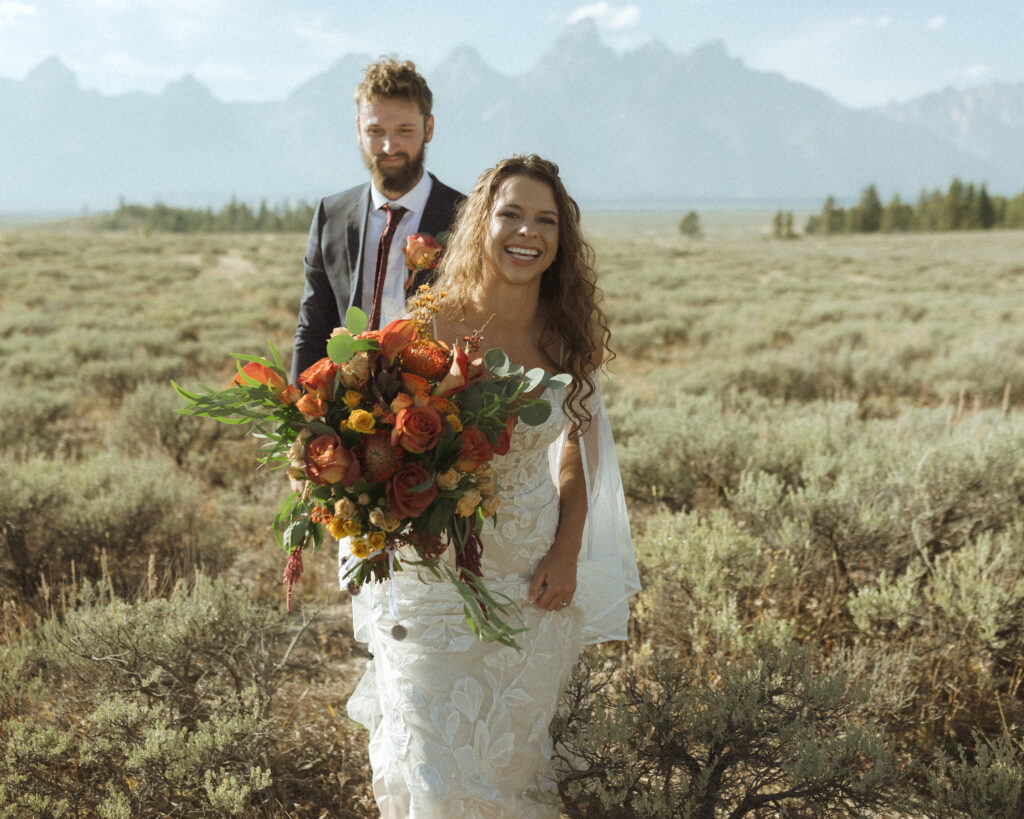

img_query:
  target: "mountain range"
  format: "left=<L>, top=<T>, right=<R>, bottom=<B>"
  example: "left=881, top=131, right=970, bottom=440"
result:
left=2, top=20, right=1022, bottom=212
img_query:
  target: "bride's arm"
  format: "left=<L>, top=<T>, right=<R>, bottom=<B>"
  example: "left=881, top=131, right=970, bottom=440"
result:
left=528, top=433, right=586, bottom=611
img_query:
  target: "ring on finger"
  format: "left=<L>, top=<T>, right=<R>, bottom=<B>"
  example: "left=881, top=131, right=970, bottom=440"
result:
left=560, top=601, right=569, bottom=607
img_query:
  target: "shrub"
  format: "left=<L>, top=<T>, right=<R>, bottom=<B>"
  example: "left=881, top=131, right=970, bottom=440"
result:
left=554, top=645, right=904, bottom=818
left=0, top=576, right=282, bottom=817
left=0, top=452, right=230, bottom=598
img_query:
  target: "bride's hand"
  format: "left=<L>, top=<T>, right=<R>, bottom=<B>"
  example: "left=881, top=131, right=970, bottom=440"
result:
left=528, top=546, right=578, bottom=612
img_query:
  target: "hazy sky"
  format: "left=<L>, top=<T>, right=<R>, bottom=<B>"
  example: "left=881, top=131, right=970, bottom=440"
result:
left=2, top=0, right=1022, bottom=108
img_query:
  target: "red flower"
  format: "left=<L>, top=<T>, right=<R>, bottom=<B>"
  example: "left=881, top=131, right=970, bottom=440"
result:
left=391, top=405, right=443, bottom=454
left=435, top=344, right=470, bottom=397
left=458, top=426, right=494, bottom=472
left=232, top=361, right=285, bottom=391
left=298, top=357, right=338, bottom=400
left=493, top=415, right=517, bottom=456
left=379, top=318, right=418, bottom=361
left=404, top=233, right=443, bottom=274
left=295, top=393, right=327, bottom=419
left=305, top=433, right=360, bottom=486
left=386, top=463, right=438, bottom=519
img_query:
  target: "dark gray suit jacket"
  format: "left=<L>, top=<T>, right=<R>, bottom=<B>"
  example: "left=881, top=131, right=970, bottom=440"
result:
left=291, top=173, right=464, bottom=382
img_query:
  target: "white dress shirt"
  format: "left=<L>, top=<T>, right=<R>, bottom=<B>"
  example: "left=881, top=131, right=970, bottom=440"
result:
left=361, top=172, right=434, bottom=327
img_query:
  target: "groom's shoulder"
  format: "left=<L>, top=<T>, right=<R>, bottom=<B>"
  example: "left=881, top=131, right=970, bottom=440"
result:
left=320, top=182, right=371, bottom=216
left=428, top=174, right=465, bottom=207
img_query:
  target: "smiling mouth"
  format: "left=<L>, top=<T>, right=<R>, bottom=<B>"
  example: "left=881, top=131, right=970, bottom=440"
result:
left=505, top=245, right=541, bottom=261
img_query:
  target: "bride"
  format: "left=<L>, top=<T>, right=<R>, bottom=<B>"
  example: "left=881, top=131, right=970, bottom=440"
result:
left=345, top=154, right=640, bottom=817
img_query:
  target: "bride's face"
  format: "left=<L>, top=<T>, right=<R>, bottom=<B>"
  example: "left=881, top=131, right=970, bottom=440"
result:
left=482, top=175, right=559, bottom=288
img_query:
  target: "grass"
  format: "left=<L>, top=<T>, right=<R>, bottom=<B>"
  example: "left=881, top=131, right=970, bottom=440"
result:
left=2, top=219, right=1023, bottom=815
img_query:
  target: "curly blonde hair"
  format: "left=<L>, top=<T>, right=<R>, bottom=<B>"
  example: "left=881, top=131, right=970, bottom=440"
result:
left=354, top=57, right=433, bottom=116
left=432, top=155, right=612, bottom=432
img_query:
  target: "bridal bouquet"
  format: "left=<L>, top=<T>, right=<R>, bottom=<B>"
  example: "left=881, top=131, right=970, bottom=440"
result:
left=173, top=291, right=568, bottom=647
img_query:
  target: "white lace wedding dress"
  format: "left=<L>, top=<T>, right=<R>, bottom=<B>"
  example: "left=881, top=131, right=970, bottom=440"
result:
left=346, top=384, right=639, bottom=818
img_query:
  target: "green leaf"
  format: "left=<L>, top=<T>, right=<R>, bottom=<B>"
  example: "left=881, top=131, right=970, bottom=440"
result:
left=483, top=348, right=511, bottom=376
left=522, top=367, right=546, bottom=392
left=544, top=372, right=573, bottom=390
left=346, top=306, right=369, bottom=335
left=326, top=333, right=357, bottom=364
left=307, top=420, right=334, bottom=436
left=518, top=400, right=552, bottom=426
left=284, top=517, right=310, bottom=552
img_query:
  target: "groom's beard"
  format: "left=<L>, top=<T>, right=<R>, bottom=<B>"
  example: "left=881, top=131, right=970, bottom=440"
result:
left=363, top=143, right=427, bottom=196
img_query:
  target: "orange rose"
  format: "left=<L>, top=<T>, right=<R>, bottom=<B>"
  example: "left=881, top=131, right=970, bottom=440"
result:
left=279, top=384, right=302, bottom=405
left=404, top=233, right=442, bottom=272
left=391, top=405, right=443, bottom=453
left=298, top=357, right=338, bottom=400
left=304, top=434, right=360, bottom=486
left=458, top=426, right=494, bottom=472
left=386, top=463, right=438, bottom=519
left=295, top=393, right=327, bottom=419
left=390, top=392, right=414, bottom=414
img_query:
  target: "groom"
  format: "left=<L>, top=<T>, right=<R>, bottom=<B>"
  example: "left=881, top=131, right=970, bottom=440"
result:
left=290, top=58, right=464, bottom=382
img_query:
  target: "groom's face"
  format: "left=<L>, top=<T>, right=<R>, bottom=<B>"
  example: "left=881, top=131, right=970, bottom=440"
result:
left=357, top=96, right=434, bottom=197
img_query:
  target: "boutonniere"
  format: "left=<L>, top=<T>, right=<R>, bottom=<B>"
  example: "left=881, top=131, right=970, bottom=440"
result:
left=404, top=232, right=447, bottom=288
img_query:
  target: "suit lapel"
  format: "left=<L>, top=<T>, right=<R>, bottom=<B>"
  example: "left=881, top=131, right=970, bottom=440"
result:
left=346, top=184, right=372, bottom=310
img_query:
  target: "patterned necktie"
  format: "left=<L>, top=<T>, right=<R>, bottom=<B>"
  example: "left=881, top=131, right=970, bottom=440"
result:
left=369, top=203, right=408, bottom=330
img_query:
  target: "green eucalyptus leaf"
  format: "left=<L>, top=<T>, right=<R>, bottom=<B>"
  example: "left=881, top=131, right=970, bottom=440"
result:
left=544, top=372, right=573, bottom=390
left=518, top=400, right=552, bottom=426
left=346, top=306, right=369, bottom=335
left=326, top=333, right=357, bottom=364
left=522, top=367, right=546, bottom=392
left=484, top=348, right=511, bottom=376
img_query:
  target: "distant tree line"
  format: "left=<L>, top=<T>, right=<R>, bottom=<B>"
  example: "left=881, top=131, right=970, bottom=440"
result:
left=803, top=179, right=1024, bottom=235
left=103, top=197, right=316, bottom=233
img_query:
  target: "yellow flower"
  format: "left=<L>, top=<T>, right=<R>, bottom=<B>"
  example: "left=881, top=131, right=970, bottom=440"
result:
left=326, top=517, right=348, bottom=539
left=446, top=413, right=463, bottom=433
left=334, top=498, right=357, bottom=519
left=343, top=519, right=362, bottom=536
left=343, top=390, right=363, bottom=408
left=347, top=409, right=376, bottom=434
left=481, top=495, right=501, bottom=517
left=350, top=537, right=370, bottom=559
left=382, top=513, right=401, bottom=532
left=368, top=508, right=387, bottom=529
left=368, top=531, right=387, bottom=551
left=437, top=468, right=461, bottom=491
left=456, top=488, right=482, bottom=517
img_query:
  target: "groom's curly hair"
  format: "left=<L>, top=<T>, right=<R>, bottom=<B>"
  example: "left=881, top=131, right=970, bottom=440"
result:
left=354, top=57, right=433, bottom=117
left=432, top=155, right=613, bottom=433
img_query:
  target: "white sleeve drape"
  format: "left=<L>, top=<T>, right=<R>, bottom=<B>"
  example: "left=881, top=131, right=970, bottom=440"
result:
left=548, top=373, right=640, bottom=644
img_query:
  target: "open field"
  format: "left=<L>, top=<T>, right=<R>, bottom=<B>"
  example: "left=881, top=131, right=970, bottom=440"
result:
left=2, top=220, right=1023, bottom=815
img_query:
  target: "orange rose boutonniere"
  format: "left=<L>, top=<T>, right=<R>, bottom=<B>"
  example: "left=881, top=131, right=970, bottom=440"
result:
left=404, top=233, right=444, bottom=287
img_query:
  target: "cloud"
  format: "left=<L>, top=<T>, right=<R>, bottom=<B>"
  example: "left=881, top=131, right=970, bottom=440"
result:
left=962, top=64, right=990, bottom=79
left=568, top=2, right=640, bottom=30
left=0, top=0, right=35, bottom=26
left=849, top=15, right=893, bottom=30
left=0, top=1, right=35, bottom=15
left=926, top=15, right=946, bottom=30
left=293, top=24, right=372, bottom=54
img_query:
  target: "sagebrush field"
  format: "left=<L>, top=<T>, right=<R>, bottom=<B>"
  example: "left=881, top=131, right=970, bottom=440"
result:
left=2, top=217, right=1022, bottom=816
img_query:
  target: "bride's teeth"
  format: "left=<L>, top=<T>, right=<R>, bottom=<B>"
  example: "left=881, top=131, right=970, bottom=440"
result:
left=507, top=246, right=540, bottom=259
